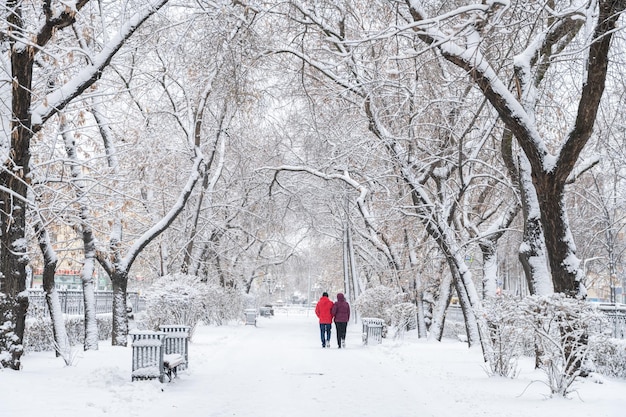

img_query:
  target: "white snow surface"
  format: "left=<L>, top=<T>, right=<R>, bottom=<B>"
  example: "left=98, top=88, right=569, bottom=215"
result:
left=1, top=308, right=624, bottom=417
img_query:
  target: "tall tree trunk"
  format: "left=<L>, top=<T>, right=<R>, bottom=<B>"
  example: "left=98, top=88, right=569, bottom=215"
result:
left=0, top=3, right=36, bottom=368
left=480, top=241, right=498, bottom=298
left=534, top=177, right=581, bottom=296
left=33, top=209, right=71, bottom=358
left=517, top=157, right=553, bottom=295
left=110, top=271, right=129, bottom=346
left=61, top=121, right=100, bottom=350
left=428, top=269, right=453, bottom=342
left=406, top=231, right=427, bottom=338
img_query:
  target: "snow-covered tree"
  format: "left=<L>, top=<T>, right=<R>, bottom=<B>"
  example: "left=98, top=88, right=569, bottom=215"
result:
left=403, top=0, right=626, bottom=298
left=0, top=0, right=170, bottom=370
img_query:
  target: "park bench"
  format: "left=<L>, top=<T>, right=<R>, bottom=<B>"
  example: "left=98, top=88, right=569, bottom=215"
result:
left=131, top=327, right=190, bottom=382
left=361, top=317, right=385, bottom=345
left=160, top=325, right=191, bottom=371
left=244, top=308, right=257, bottom=326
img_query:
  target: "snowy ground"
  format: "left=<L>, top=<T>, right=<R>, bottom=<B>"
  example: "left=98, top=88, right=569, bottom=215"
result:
left=1, top=308, right=625, bottom=417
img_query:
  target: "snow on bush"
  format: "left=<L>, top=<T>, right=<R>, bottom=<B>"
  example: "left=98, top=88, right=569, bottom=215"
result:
left=482, top=294, right=530, bottom=378
left=388, top=302, right=417, bottom=339
left=23, top=314, right=112, bottom=353
left=588, top=337, right=626, bottom=379
left=143, top=273, right=244, bottom=338
left=519, top=294, right=607, bottom=397
left=355, top=285, right=412, bottom=339
left=355, top=285, right=405, bottom=322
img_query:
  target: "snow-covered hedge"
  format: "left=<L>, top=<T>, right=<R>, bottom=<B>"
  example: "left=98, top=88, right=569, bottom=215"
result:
left=388, top=302, right=417, bottom=339
left=23, top=314, right=112, bottom=352
left=142, top=273, right=244, bottom=338
left=482, top=293, right=530, bottom=378
left=588, top=337, right=626, bottom=379
left=481, top=294, right=625, bottom=388
left=355, top=286, right=417, bottom=339
left=519, top=294, right=608, bottom=396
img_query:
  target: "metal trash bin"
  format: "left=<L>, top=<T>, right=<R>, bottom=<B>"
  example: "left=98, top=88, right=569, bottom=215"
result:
left=244, top=308, right=257, bottom=326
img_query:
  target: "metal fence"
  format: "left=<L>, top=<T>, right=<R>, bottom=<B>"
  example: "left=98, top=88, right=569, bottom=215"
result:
left=445, top=302, right=626, bottom=340
left=596, top=303, right=626, bottom=339
left=27, top=289, right=143, bottom=317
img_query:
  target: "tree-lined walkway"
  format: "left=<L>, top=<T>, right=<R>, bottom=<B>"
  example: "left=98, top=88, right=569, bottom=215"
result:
left=2, top=310, right=622, bottom=417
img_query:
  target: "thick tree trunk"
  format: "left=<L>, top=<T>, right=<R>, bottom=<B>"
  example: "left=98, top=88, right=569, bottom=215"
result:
left=0, top=8, right=35, bottom=368
left=535, top=178, right=583, bottom=297
left=517, top=158, right=553, bottom=296
left=111, top=272, right=130, bottom=346
left=480, top=241, right=498, bottom=298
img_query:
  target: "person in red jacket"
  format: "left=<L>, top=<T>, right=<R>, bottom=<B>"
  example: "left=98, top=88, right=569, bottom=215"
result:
left=331, top=292, right=350, bottom=348
left=315, top=292, right=334, bottom=348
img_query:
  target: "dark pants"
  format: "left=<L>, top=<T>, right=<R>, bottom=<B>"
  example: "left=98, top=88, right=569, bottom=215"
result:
left=319, top=323, right=332, bottom=346
left=335, top=322, right=347, bottom=347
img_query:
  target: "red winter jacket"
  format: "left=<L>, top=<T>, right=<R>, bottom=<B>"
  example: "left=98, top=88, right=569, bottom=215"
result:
left=315, top=295, right=334, bottom=324
left=331, top=293, right=350, bottom=323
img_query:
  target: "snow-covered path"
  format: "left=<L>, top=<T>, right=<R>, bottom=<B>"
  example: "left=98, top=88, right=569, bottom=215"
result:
left=175, top=311, right=421, bottom=417
left=2, top=309, right=625, bottom=417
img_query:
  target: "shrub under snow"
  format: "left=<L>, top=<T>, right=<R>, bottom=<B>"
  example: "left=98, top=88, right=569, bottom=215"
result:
left=519, top=294, right=607, bottom=397
left=355, top=285, right=414, bottom=338
left=388, top=302, right=418, bottom=339
left=142, top=273, right=244, bottom=338
left=23, top=314, right=112, bottom=353
left=482, top=293, right=530, bottom=378
left=355, top=285, right=406, bottom=321
left=588, top=337, right=626, bottom=379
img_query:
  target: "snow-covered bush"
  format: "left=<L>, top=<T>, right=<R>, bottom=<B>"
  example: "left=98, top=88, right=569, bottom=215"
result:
left=482, top=294, right=530, bottom=378
left=201, top=286, right=244, bottom=326
left=588, top=337, right=626, bottom=379
left=388, top=302, right=417, bottom=339
left=355, top=285, right=405, bottom=325
left=23, top=314, right=112, bottom=353
left=143, top=273, right=244, bottom=338
left=143, top=274, right=206, bottom=336
left=519, top=294, right=606, bottom=397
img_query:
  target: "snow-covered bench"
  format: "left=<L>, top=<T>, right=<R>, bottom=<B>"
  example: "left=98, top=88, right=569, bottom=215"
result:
left=160, top=325, right=191, bottom=371
left=131, top=331, right=168, bottom=382
left=362, top=318, right=385, bottom=345
left=131, top=328, right=189, bottom=382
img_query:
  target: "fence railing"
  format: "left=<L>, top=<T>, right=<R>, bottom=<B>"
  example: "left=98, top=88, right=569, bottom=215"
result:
left=27, top=289, right=143, bottom=317
left=596, top=303, right=626, bottom=339
left=445, top=302, right=625, bottom=340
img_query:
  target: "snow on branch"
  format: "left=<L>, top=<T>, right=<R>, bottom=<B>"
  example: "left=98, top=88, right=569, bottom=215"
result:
left=121, top=149, right=205, bottom=271
left=30, top=0, right=170, bottom=129
left=405, top=0, right=551, bottom=171
left=266, top=164, right=394, bottom=261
